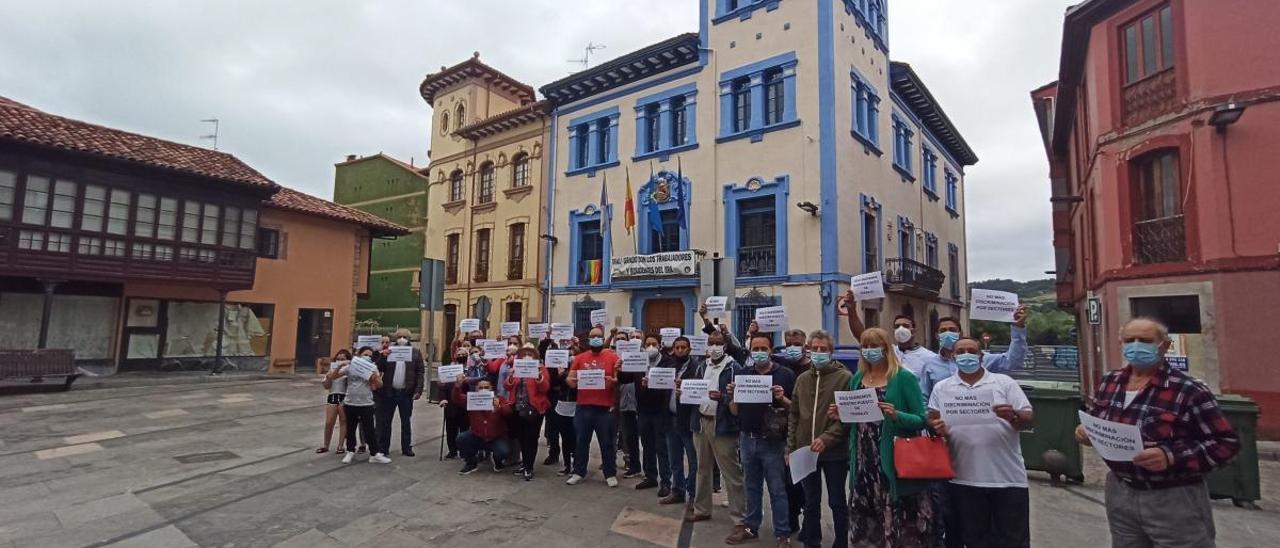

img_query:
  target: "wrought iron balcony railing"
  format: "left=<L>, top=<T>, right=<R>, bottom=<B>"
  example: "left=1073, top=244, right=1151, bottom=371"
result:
left=884, top=257, right=945, bottom=296
left=736, top=244, right=777, bottom=277
left=1134, top=214, right=1186, bottom=264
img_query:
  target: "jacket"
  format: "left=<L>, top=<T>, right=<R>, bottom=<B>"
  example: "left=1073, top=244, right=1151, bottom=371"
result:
left=620, top=352, right=670, bottom=413
left=689, top=355, right=742, bottom=437
left=669, top=354, right=699, bottom=431
left=846, top=367, right=929, bottom=499
left=375, top=347, right=425, bottom=396
left=788, top=363, right=854, bottom=462
left=503, top=366, right=552, bottom=414
left=451, top=383, right=513, bottom=441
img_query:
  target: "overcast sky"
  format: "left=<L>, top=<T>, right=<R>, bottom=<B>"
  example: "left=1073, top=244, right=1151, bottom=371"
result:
left=0, top=0, right=1075, bottom=282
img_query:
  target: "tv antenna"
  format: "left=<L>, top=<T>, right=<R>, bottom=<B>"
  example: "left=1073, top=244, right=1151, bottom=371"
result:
left=200, top=118, right=220, bottom=150
left=568, top=42, right=606, bottom=70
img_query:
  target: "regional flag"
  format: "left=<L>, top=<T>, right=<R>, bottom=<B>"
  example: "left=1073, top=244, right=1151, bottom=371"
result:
left=624, top=168, right=636, bottom=235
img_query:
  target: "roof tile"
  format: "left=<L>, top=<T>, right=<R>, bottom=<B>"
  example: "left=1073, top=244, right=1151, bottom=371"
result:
left=266, top=187, right=409, bottom=236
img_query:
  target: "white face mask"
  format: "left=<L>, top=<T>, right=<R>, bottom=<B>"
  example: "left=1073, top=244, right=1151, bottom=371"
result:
left=506, top=345, right=518, bottom=355
left=397, top=337, right=409, bottom=346
left=707, top=345, right=725, bottom=360
left=893, top=326, right=912, bottom=344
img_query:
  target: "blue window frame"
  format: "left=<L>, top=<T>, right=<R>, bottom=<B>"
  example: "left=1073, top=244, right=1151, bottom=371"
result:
left=944, top=168, right=959, bottom=215
left=719, top=52, right=799, bottom=143
left=572, top=300, right=604, bottom=335
left=566, top=107, right=620, bottom=176
left=897, top=216, right=914, bottom=260
left=921, top=147, right=939, bottom=198
left=569, top=206, right=611, bottom=286
left=947, top=243, right=960, bottom=298
left=714, top=0, right=784, bottom=23
left=860, top=194, right=882, bottom=273
left=633, top=84, right=698, bottom=161
left=671, top=96, right=688, bottom=146
left=851, top=70, right=881, bottom=151
left=724, top=176, right=790, bottom=282
left=644, top=104, right=660, bottom=153
left=892, top=114, right=914, bottom=178
left=924, top=232, right=938, bottom=268
left=735, top=294, right=781, bottom=342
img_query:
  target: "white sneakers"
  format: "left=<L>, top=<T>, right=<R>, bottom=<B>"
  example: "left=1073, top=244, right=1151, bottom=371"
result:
left=341, top=452, right=355, bottom=464
left=369, top=454, right=392, bottom=464
left=566, top=474, right=584, bottom=485
left=606, top=476, right=619, bottom=488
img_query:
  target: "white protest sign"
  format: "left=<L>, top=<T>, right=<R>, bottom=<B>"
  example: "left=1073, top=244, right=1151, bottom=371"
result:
left=660, top=327, right=681, bottom=347
left=938, top=388, right=996, bottom=426
left=355, top=335, right=381, bottom=350
left=528, top=323, right=549, bottom=340
left=615, top=340, right=642, bottom=353
left=460, top=318, right=481, bottom=333
left=620, top=351, right=650, bottom=373
left=550, top=323, right=574, bottom=341
left=970, top=289, right=1019, bottom=323
left=481, top=340, right=507, bottom=359
left=851, top=271, right=886, bottom=301
left=679, top=379, right=710, bottom=405
left=437, top=364, right=464, bottom=383
left=755, top=306, right=789, bottom=332
left=346, top=358, right=376, bottom=381
left=513, top=359, right=540, bottom=379
left=788, top=447, right=820, bottom=484
left=467, top=390, right=494, bottom=411
left=733, top=375, right=773, bottom=404
left=590, top=308, right=608, bottom=328
left=688, top=334, right=708, bottom=356
left=545, top=349, right=571, bottom=369
left=1077, top=411, right=1144, bottom=461
left=705, top=296, right=728, bottom=313
left=387, top=346, right=413, bottom=362
left=577, top=369, right=606, bottom=390
left=647, top=368, right=676, bottom=390
left=835, top=389, right=884, bottom=423
left=500, top=322, right=521, bottom=338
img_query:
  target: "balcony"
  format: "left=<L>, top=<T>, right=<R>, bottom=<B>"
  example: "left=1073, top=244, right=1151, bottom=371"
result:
left=507, top=258, right=524, bottom=280
left=736, top=245, right=777, bottom=277
left=473, top=261, right=489, bottom=283
left=1134, top=214, right=1186, bottom=264
left=1122, top=70, right=1177, bottom=127
left=884, top=257, right=945, bottom=298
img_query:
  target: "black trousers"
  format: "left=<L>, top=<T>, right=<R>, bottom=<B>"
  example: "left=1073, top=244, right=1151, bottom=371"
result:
left=544, top=401, right=561, bottom=456
left=343, top=404, right=377, bottom=453
left=620, top=410, right=640, bottom=472
left=374, top=389, right=414, bottom=454
left=946, top=483, right=1031, bottom=548
left=785, top=469, right=804, bottom=532
left=444, top=409, right=468, bottom=453
left=545, top=410, right=576, bottom=468
left=514, top=412, right=545, bottom=470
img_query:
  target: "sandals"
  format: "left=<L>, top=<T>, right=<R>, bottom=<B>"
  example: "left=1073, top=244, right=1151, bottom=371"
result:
left=315, top=448, right=329, bottom=454
left=336, top=448, right=346, bottom=455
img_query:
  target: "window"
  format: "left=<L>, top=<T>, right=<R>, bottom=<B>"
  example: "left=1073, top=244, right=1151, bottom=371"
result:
left=239, top=209, right=257, bottom=250
left=1123, top=5, right=1174, bottom=84
left=671, top=95, right=688, bottom=146
left=892, top=115, right=914, bottom=174
left=852, top=74, right=881, bottom=146
left=922, top=148, right=939, bottom=196
left=442, top=304, right=458, bottom=358
left=134, top=194, right=157, bottom=238
left=157, top=198, right=177, bottom=240
left=449, top=169, right=464, bottom=202
left=577, top=220, right=604, bottom=285
left=644, top=103, right=661, bottom=153
left=220, top=206, right=240, bottom=247
left=455, top=103, right=466, bottom=127
left=925, top=234, right=939, bottom=268
left=574, top=125, right=591, bottom=170
left=508, top=223, right=525, bottom=280
left=898, top=218, right=914, bottom=260
left=650, top=209, right=682, bottom=254
left=737, top=197, right=777, bottom=276
left=505, top=301, right=523, bottom=324
left=477, top=163, right=494, bottom=204
left=944, top=169, right=959, bottom=213
left=439, top=111, right=450, bottom=135
left=763, top=68, right=785, bottom=126
left=181, top=200, right=200, bottom=242
left=132, top=242, right=154, bottom=260
left=445, top=234, right=460, bottom=284
left=78, top=236, right=102, bottom=255
left=1131, top=149, right=1184, bottom=264
left=595, top=119, right=611, bottom=165
left=474, top=228, right=490, bottom=282
left=862, top=204, right=880, bottom=273
left=200, top=203, right=219, bottom=244
left=107, top=189, right=130, bottom=235
left=82, top=185, right=107, bottom=232
left=49, top=180, right=77, bottom=229
left=734, top=294, right=781, bottom=340
left=948, top=243, right=960, bottom=298
left=18, top=230, right=44, bottom=250
left=0, top=170, right=15, bottom=220
left=732, top=77, right=751, bottom=133
left=21, top=175, right=49, bottom=225
left=1131, top=295, right=1200, bottom=333
left=257, top=227, right=280, bottom=259
left=511, top=154, right=530, bottom=188
left=155, top=245, right=174, bottom=261
left=104, top=239, right=126, bottom=257
left=46, top=232, right=70, bottom=253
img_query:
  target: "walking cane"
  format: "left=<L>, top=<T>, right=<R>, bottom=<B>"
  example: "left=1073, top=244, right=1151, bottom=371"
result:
left=439, top=411, right=446, bottom=461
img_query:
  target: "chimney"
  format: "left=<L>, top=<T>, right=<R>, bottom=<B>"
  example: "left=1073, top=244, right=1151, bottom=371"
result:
left=346, top=154, right=357, bottom=162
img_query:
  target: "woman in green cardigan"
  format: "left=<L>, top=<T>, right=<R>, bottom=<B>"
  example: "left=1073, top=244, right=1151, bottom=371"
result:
left=841, top=327, right=935, bottom=547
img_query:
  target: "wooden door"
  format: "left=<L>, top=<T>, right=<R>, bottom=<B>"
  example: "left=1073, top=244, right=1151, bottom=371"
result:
left=295, top=309, right=332, bottom=371
left=643, top=299, right=685, bottom=336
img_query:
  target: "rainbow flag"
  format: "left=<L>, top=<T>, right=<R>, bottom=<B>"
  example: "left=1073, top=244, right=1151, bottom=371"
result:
left=585, top=260, right=603, bottom=284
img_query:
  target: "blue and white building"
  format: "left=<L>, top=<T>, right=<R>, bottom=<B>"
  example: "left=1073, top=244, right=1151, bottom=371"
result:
left=539, top=0, right=978, bottom=343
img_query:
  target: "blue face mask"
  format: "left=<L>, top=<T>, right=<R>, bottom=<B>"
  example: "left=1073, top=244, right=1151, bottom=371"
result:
left=589, top=337, right=604, bottom=349
left=751, top=351, right=771, bottom=365
left=938, top=331, right=961, bottom=350
left=782, top=346, right=803, bottom=359
left=1123, top=341, right=1161, bottom=368
left=810, top=352, right=831, bottom=367
left=955, top=353, right=982, bottom=374
left=861, top=348, right=884, bottom=364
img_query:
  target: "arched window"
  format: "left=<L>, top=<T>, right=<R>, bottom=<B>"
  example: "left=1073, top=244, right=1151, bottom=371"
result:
left=448, top=169, right=464, bottom=202
left=477, top=162, right=494, bottom=203
left=455, top=103, right=466, bottom=128
left=511, top=153, right=530, bottom=188
left=439, top=111, right=450, bottom=135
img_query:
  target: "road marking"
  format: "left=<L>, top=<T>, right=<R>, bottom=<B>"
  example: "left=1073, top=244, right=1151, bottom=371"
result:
left=21, top=404, right=68, bottom=413
left=63, top=430, right=125, bottom=445
left=35, top=443, right=102, bottom=460
left=144, top=409, right=190, bottom=419
left=221, top=393, right=252, bottom=398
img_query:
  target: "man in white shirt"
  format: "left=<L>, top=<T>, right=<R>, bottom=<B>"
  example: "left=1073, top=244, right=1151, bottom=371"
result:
left=375, top=329, right=426, bottom=457
left=839, top=291, right=937, bottom=380
left=927, top=336, right=1034, bottom=548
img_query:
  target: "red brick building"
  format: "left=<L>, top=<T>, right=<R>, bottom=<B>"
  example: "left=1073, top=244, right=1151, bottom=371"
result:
left=1032, top=0, right=1280, bottom=437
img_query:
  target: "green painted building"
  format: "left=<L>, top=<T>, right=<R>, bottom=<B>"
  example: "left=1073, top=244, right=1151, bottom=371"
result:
left=332, top=154, right=428, bottom=337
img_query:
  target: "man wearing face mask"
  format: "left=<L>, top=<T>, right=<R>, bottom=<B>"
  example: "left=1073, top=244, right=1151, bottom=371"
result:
left=771, top=328, right=812, bottom=377
left=566, top=326, right=622, bottom=487
left=1076, top=318, right=1238, bottom=548
left=688, top=330, right=748, bottom=544
left=841, top=291, right=940, bottom=381
left=728, top=335, right=797, bottom=546
left=663, top=336, right=700, bottom=505
left=920, top=309, right=1028, bottom=400
left=788, top=330, right=853, bottom=548
left=374, top=329, right=425, bottom=457
left=620, top=334, right=673, bottom=494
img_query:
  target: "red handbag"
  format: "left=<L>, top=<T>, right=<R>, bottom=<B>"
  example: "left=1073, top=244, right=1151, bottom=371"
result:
left=893, top=435, right=955, bottom=480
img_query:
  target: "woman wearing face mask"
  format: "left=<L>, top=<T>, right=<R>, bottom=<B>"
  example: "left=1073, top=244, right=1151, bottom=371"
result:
left=505, top=344, right=550, bottom=481
left=439, top=344, right=473, bottom=459
left=318, top=349, right=352, bottom=454
left=541, top=336, right=578, bottom=476
left=787, top=330, right=853, bottom=548
left=332, top=347, right=385, bottom=465
left=837, top=327, right=932, bottom=547
left=490, top=337, right=522, bottom=399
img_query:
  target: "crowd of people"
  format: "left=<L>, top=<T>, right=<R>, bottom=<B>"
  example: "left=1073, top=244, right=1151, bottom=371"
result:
left=317, top=294, right=1240, bottom=548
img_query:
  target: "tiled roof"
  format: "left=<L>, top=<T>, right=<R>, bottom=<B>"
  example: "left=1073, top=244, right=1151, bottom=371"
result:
left=540, top=33, right=700, bottom=105
left=889, top=62, right=979, bottom=166
left=0, top=96, right=275, bottom=189
left=420, top=54, right=536, bottom=106
left=456, top=100, right=549, bottom=139
left=266, top=187, right=409, bottom=237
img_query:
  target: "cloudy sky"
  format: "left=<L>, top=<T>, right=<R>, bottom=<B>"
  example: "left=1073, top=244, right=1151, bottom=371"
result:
left=0, top=0, right=1075, bottom=281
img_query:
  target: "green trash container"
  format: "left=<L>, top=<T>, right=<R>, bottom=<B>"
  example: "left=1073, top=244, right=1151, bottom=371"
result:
left=1017, top=380, right=1085, bottom=483
left=1205, top=394, right=1261, bottom=507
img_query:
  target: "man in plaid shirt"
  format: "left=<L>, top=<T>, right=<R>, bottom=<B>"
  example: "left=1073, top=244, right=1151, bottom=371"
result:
left=1076, top=317, right=1239, bottom=548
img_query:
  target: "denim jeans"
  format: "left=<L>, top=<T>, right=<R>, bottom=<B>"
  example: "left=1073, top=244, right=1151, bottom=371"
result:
left=665, top=419, right=697, bottom=498
left=740, top=434, right=791, bottom=538
left=636, top=409, right=671, bottom=485
left=573, top=405, right=616, bottom=478
left=799, top=458, right=849, bottom=548
left=457, top=431, right=511, bottom=466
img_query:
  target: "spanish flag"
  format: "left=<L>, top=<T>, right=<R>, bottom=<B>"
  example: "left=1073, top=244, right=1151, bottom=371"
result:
left=624, top=167, right=636, bottom=235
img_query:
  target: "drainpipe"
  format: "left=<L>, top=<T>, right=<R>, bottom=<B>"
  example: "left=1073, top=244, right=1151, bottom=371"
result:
left=543, top=107, right=559, bottom=323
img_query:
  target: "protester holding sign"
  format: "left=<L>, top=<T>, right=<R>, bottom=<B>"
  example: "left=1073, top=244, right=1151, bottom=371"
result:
left=503, top=344, right=550, bottom=481
left=926, top=336, right=1034, bottom=548
left=617, top=334, right=672, bottom=494
left=920, top=308, right=1028, bottom=400
left=438, top=345, right=473, bottom=459
left=318, top=349, right=352, bottom=455
left=699, top=304, right=748, bottom=363
left=1075, top=318, right=1238, bottom=548
left=539, top=337, right=577, bottom=476
left=374, top=329, right=425, bottom=458
left=688, top=329, right=748, bottom=543
left=840, top=291, right=938, bottom=382
left=331, top=348, right=384, bottom=464
left=566, top=326, right=622, bottom=487
left=452, top=377, right=514, bottom=474
left=664, top=336, right=701, bottom=506
left=788, top=329, right=852, bottom=548
left=727, top=335, right=796, bottom=545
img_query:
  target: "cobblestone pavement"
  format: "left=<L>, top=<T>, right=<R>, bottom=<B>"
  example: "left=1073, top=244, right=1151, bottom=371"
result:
left=0, top=376, right=1275, bottom=547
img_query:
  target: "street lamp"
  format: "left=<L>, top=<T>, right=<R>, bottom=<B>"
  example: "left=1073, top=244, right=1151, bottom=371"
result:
left=1208, top=103, right=1246, bottom=131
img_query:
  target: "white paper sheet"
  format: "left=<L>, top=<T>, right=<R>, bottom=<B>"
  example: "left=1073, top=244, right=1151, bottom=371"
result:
left=937, top=388, right=996, bottom=426
left=705, top=296, right=728, bottom=312
left=851, top=272, right=887, bottom=301
left=355, top=335, right=381, bottom=350
left=1077, top=411, right=1144, bottom=462
left=679, top=379, right=710, bottom=404
left=835, top=389, right=884, bottom=423
left=387, top=346, right=413, bottom=362
left=500, top=322, right=521, bottom=338
left=467, top=390, right=494, bottom=411
left=528, top=323, right=549, bottom=340
left=687, top=334, right=708, bottom=356
left=733, top=374, right=773, bottom=404
left=970, top=289, right=1019, bottom=323
left=513, top=359, right=540, bottom=379
left=615, top=340, right=641, bottom=353
left=755, top=306, right=789, bottom=332
left=647, top=367, right=676, bottom=389
left=550, top=323, right=574, bottom=341
left=437, top=364, right=464, bottom=383
left=620, top=351, right=650, bottom=373
left=788, top=447, right=820, bottom=484
left=545, top=349, right=570, bottom=369
left=577, top=369, right=606, bottom=390
left=660, top=327, right=681, bottom=347
left=460, top=318, right=481, bottom=332
left=590, top=308, right=608, bottom=328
